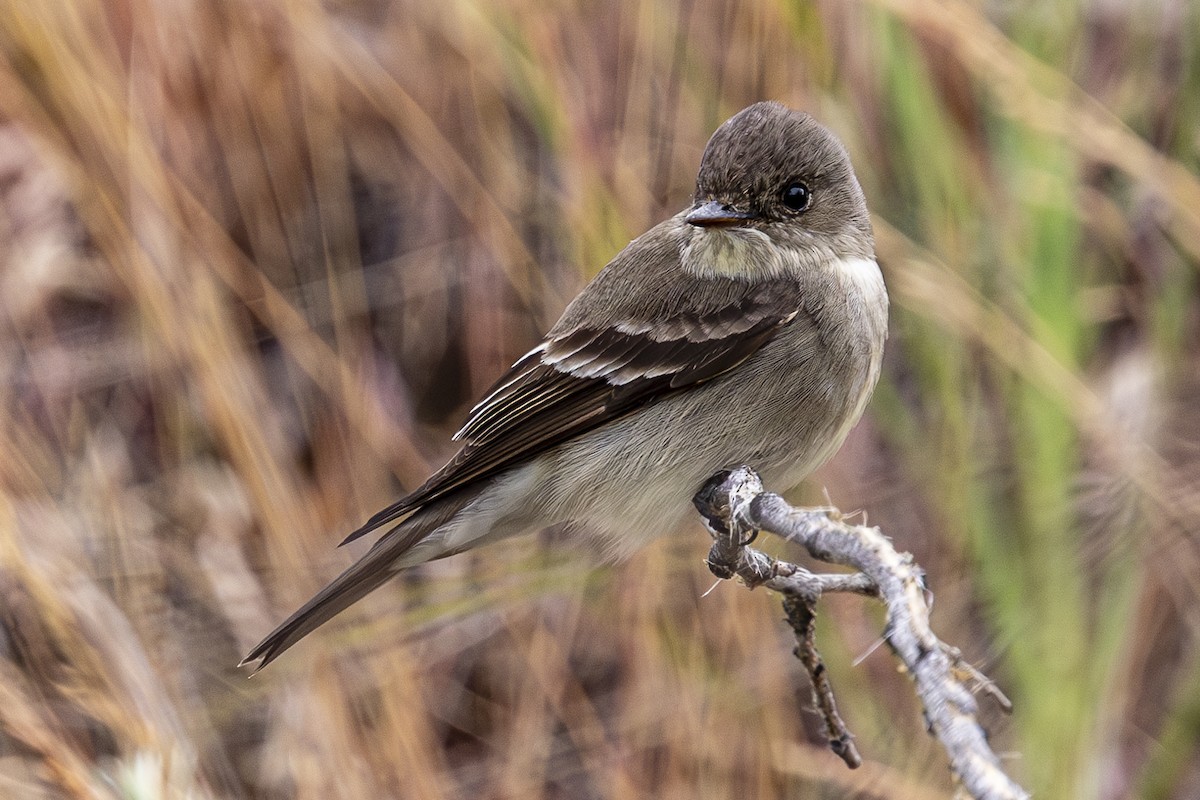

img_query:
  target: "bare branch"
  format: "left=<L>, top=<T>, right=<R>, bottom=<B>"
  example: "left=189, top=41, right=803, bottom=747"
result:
left=693, top=466, right=1029, bottom=800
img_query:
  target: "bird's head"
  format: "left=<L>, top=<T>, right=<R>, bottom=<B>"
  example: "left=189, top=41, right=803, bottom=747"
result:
left=682, top=102, right=873, bottom=278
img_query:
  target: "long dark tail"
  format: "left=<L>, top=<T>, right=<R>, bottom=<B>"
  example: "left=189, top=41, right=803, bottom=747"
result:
left=240, top=492, right=472, bottom=672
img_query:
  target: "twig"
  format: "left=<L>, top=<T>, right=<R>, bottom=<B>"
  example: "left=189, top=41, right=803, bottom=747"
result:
left=692, top=467, right=1029, bottom=800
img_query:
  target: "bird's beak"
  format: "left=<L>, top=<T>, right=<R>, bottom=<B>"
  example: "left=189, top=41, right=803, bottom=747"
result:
left=686, top=200, right=758, bottom=228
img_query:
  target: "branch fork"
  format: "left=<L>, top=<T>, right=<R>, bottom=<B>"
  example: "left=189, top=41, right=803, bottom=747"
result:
left=692, top=466, right=1028, bottom=800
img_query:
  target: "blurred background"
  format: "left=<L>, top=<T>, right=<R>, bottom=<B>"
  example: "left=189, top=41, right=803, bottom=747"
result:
left=0, top=0, right=1197, bottom=797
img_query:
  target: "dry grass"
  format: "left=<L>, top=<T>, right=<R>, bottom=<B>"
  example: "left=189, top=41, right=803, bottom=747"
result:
left=0, top=0, right=1197, bottom=797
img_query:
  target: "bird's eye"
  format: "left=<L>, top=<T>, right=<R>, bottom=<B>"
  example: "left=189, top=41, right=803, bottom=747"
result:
left=781, top=182, right=811, bottom=212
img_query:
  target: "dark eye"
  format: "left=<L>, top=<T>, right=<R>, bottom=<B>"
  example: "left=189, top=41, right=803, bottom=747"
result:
left=781, top=182, right=811, bottom=212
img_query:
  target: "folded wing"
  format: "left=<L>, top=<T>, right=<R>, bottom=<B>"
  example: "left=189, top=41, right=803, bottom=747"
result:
left=342, top=280, right=801, bottom=545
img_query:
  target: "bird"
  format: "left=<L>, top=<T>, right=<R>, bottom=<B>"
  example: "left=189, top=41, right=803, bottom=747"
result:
left=241, top=101, right=888, bottom=671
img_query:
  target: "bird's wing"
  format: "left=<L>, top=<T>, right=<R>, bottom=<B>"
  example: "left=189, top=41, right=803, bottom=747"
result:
left=341, top=246, right=802, bottom=545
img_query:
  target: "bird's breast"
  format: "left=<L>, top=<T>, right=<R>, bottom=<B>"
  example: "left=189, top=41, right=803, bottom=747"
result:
left=737, top=256, right=887, bottom=482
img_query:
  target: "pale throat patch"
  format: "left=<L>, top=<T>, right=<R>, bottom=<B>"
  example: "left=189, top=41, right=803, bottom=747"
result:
left=680, top=227, right=790, bottom=279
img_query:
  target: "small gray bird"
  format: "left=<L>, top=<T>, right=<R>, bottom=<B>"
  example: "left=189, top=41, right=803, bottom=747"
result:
left=242, top=102, right=887, bottom=670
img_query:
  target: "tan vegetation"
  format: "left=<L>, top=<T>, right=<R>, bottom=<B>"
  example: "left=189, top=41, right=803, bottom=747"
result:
left=0, top=0, right=1196, bottom=797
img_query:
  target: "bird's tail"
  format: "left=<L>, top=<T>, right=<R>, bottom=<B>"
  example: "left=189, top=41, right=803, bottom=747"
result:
left=240, top=491, right=475, bottom=672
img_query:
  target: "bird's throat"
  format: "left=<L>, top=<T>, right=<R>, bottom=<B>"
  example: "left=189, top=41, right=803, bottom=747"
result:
left=680, top=227, right=789, bottom=280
